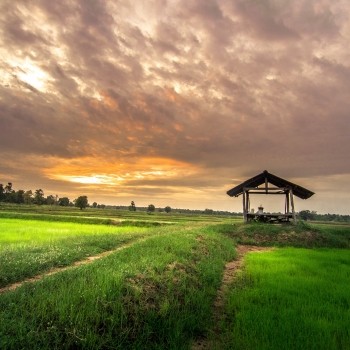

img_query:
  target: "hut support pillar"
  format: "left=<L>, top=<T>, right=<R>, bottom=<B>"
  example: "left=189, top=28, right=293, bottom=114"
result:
left=247, top=192, right=250, bottom=214
left=242, top=189, right=248, bottom=223
left=285, top=192, right=290, bottom=215
left=290, top=189, right=296, bottom=224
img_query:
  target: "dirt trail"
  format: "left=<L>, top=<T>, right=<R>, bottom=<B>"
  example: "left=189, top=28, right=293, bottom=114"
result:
left=192, top=245, right=273, bottom=350
left=0, top=238, right=146, bottom=294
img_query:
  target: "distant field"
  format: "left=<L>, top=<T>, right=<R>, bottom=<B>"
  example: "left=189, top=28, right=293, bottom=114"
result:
left=0, top=205, right=349, bottom=349
left=0, top=203, right=239, bottom=224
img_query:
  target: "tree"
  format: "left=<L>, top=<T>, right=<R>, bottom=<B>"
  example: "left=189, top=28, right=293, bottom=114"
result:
left=23, top=190, right=33, bottom=204
left=129, top=201, right=136, bottom=211
left=299, top=210, right=316, bottom=221
left=46, top=195, right=56, bottom=205
left=0, top=184, right=4, bottom=201
left=4, top=183, right=15, bottom=202
left=147, top=204, right=155, bottom=213
left=34, top=189, right=45, bottom=205
left=4, top=182, right=13, bottom=194
left=58, top=197, right=70, bottom=206
left=74, top=196, right=88, bottom=210
left=92, top=202, right=98, bottom=208
left=164, top=206, right=171, bottom=213
left=15, top=190, right=25, bottom=204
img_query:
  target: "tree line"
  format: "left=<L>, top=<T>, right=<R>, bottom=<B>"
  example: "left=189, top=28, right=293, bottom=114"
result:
left=1, top=182, right=349, bottom=221
left=0, top=182, right=87, bottom=209
left=298, top=210, right=350, bottom=222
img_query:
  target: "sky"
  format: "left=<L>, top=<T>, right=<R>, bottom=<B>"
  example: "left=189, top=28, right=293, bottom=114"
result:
left=0, top=0, right=349, bottom=214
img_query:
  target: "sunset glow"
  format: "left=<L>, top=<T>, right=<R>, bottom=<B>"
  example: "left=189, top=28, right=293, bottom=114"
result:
left=0, top=1, right=349, bottom=213
left=46, top=156, right=197, bottom=188
left=57, top=175, right=122, bottom=185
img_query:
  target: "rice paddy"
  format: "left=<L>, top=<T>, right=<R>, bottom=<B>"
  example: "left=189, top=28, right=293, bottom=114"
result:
left=215, top=248, right=350, bottom=350
left=0, top=205, right=349, bottom=349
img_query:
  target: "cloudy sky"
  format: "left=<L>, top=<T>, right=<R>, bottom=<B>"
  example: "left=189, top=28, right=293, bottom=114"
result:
left=1, top=0, right=349, bottom=214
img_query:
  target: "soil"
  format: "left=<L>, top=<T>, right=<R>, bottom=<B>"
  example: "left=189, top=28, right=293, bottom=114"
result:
left=191, top=245, right=273, bottom=350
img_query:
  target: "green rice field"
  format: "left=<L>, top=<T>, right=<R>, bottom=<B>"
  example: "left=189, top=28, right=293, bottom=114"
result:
left=216, top=248, right=350, bottom=350
left=0, top=218, right=151, bottom=288
left=0, top=204, right=349, bottom=349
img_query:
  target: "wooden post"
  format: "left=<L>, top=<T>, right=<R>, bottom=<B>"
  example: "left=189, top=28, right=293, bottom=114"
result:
left=290, top=189, right=296, bottom=224
left=242, top=189, right=247, bottom=223
left=247, top=192, right=250, bottom=213
left=285, top=191, right=290, bottom=214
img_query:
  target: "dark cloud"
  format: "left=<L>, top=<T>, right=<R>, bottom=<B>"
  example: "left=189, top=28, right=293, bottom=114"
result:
left=0, top=0, right=349, bottom=213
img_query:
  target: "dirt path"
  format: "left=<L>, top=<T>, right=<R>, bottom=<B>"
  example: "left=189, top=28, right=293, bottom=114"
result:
left=192, top=245, right=273, bottom=350
left=0, top=238, right=146, bottom=294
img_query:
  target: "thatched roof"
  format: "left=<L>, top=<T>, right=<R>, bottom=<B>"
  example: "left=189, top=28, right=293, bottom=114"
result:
left=226, top=170, right=314, bottom=199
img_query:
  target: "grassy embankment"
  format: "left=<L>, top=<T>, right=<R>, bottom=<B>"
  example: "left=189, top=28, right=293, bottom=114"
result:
left=0, top=210, right=236, bottom=349
left=214, top=220, right=350, bottom=248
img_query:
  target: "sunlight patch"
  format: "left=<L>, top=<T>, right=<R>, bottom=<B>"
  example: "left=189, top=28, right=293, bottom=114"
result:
left=45, top=156, right=197, bottom=186
left=6, top=57, right=52, bottom=92
left=57, top=175, right=123, bottom=185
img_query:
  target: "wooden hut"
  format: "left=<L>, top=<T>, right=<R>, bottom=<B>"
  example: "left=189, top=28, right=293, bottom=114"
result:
left=226, top=170, right=314, bottom=223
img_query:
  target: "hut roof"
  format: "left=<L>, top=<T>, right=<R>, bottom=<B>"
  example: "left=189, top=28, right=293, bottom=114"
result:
left=226, top=170, right=314, bottom=199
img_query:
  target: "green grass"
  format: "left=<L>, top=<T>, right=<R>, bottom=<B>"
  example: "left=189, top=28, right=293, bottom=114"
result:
left=214, top=221, right=350, bottom=248
left=0, top=224, right=236, bottom=349
left=0, top=205, right=349, bottom=349
left=0, top=218, right=151, bottom=288
left=216, top=248, right=350, bottom=350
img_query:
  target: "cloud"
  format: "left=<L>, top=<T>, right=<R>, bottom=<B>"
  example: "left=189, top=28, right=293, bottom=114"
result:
left=0, top=0, right=349, bottom=213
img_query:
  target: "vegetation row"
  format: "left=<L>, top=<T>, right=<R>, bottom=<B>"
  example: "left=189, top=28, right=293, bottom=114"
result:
left=1, top=182, right=349, bottom=221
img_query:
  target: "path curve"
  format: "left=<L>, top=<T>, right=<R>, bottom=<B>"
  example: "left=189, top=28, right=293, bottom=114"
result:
left=192, top=245, right=273, bottom=350
left=0, top=238, right=147, bottom=294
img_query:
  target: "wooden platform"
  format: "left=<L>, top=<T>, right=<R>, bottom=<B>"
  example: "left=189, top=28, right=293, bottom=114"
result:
left=247, top=213, right=293, bottom=223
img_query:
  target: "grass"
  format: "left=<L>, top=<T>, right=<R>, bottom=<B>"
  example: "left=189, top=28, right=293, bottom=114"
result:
left=0, top=203, right=239, bottom=224
left=0, top=205, right=349, bottom=349
left=0, top=218, right=151, bottom=288
left=0, top=224, right=236, bottom=349
left=216, top=248, right=350, bottom=350
left=214, top=221, right=350, bottom=248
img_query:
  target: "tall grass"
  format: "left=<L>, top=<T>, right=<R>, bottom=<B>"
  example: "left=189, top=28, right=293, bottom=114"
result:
left=214, top=221, right=350, bottom=248
left=0, top=218, right=151, bottom=287
left=0, top=225, right=236, bottom=349
left=217, top=248, right=350, bottom=350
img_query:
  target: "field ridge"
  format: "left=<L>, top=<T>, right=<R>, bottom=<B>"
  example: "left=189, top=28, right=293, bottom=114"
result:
left=0, top=236, right=148, bottom=294
left=192, top=245, right=273, bottom=349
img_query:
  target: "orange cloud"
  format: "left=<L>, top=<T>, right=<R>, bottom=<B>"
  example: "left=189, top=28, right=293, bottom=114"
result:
left=44, top=156, right=197, bottom=186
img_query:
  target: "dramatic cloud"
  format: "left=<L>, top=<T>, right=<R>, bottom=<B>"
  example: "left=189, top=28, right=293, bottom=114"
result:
left=1, top=0, right=349, bottom=213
